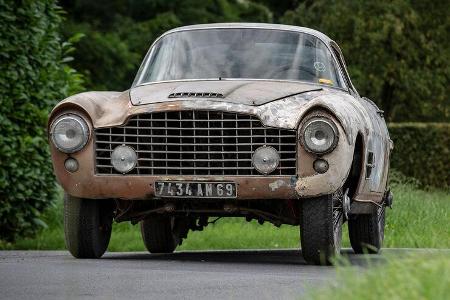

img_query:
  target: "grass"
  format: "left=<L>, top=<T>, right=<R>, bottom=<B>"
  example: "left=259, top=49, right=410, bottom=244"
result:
left=309, top=253, right=450, bottom=300
left=1, top=182, right=449, bottom=251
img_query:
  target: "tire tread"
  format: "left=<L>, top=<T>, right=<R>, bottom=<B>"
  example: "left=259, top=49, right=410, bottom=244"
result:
left=64, top=194, right=112, bottom=258
left=348, top=207, right=384, bottom=254
left=300, top=191, right=342, bottom=265
left=141, top=216, right=177, bottom=253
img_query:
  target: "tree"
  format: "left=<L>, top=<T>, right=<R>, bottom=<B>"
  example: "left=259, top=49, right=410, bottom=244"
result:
left=60, top=0, right=273, bottom=91
left=282, top=0, right=449, bottom=122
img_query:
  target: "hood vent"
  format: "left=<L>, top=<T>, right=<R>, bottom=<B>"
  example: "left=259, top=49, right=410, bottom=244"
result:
left=168, top=92, right=224, bottom=98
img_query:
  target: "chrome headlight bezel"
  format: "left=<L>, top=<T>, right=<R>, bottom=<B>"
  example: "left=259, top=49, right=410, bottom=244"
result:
left=300, top=117, right=339, bottom=155
left=50, top=114, right=90, bottom=153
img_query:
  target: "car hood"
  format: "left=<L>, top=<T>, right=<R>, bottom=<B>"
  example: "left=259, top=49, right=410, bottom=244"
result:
left=51, top=83, right=360, bottom=143
left=130, top=80, right=322, bottom=106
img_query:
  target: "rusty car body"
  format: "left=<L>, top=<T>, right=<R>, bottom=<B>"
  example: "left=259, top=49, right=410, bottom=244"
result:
left=49, top=23, right=393, bottom=264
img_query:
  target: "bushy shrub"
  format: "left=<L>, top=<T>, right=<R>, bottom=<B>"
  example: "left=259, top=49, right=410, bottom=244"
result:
left=0, top=0, right=82, bottom=241
left=388, top=123, right=449, bottom=188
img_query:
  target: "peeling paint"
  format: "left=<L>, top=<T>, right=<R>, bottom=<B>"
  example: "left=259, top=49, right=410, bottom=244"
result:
left=269, top=180, right=287, bottom=192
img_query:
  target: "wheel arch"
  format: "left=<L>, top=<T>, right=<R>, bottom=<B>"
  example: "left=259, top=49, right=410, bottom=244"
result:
left=343, top=132, right=365, bottom=201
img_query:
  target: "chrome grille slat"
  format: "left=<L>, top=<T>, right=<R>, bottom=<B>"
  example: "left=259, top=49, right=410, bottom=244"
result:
left=120, top=126, right=267, bottom=130
left=97, top=141, right=291, bottom=146
left=95, top=111, right=297, bottom=176
left=95, top=165, right=295, bottom=170
left=129, top=118, right=261, bottom=122
left=112, top=158, right=296, bottom=162
left=207, top=111, right=211, bottom=174
left=96, top=148, right=296, bottom=154
left=96, top=157, right=296, bottom=161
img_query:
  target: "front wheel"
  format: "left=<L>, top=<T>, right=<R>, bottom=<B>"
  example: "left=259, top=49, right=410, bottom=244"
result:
left=64, top=194, right=114, bottom=258
left=300, top=189, right=343, bottom=265
left=348, top=204, right=385, bottom=254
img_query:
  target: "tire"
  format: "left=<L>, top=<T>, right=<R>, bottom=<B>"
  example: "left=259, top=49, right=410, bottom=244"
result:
left=140, top=216, right=181, bottom=254
left=348, top=204, right=385, bottom=254
left=300, top=189, right=343, bottom=265
left=64, top=193, right=113, bottom=258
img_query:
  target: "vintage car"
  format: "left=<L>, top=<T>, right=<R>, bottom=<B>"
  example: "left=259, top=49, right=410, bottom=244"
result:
left=48, top=23, right=393, bottom=265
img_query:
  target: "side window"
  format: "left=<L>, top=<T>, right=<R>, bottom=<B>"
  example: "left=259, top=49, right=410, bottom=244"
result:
left=330, top=46, right=352, bottom=90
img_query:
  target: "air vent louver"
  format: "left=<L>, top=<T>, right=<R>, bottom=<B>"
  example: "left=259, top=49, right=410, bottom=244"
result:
left=168, top=92, right=224, bottom=98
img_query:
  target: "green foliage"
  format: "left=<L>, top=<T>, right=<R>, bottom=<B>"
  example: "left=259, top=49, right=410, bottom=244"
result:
left=388, top=123, right=449, bottom=188
left=281, top=0, right=449, bottom=122
left=59, top=0, right=448, bottom=122
left=0, top=0, right=82, bottom=241
left=383, top=180, right=449, bottom=249
left=62, top=22, right=141, bottom=91
left=310, top=254, right=450, bottom=299
left=250, top=0, right=298, bottom=19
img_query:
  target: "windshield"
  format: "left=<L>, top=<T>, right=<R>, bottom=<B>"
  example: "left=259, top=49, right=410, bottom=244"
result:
left=134, top=28, right=345, bottom=88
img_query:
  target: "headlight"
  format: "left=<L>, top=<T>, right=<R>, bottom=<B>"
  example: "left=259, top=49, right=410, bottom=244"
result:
left=301, top=117, right=338, bottom=154
left=252, top=146, right=280, bottom=174
left=50, top=114, right=90, bottom=153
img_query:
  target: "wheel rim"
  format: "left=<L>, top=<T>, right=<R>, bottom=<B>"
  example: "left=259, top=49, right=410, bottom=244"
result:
left=332, top=194, right=344, bottom=253
left=377, top=205, right=386, bottom=244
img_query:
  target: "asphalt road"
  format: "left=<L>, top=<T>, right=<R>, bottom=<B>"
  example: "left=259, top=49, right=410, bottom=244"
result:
left=0, top=249, right=444, bottom=300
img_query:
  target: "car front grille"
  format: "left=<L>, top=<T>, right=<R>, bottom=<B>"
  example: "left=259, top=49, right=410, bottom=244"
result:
left=95, top=111, right=297, bottom=176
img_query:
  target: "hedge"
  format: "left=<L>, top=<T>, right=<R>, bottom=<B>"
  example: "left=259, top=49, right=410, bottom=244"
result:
left=0, top=0, right=82, bottom=242
left=388, top=123, right=449, bottom=188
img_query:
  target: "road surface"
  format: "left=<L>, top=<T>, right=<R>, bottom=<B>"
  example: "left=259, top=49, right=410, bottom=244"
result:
left=0, top=249, right=443, bottom=300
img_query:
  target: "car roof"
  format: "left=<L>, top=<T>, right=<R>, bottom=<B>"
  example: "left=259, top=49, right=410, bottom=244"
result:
left=162, top=23, right=334, bottom=45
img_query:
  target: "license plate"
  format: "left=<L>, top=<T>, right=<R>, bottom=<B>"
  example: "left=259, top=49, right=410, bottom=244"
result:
left=154, top=181, right=237, bottom=198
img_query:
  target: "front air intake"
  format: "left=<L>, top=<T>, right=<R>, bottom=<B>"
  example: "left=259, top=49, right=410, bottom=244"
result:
left=168, top=92, right=224, bottom=98
left=95, top=111, right=297, bottom=176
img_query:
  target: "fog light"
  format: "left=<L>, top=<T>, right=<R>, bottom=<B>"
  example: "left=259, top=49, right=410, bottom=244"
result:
left=64, top=158, right=79, bottom=173
left=252, top=146, right=280, bottom=175
left=111, top=145, right=137, bottom=174
left=313, top=159, right=329, bottom=174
